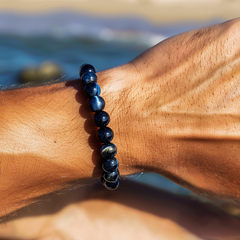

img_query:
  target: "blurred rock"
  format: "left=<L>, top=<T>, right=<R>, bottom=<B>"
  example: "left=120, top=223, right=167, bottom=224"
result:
left=18, top=67, right=38, bottom=83
left=218, top=203, right=240, bottom=217
left=37, top=61, right=63, bottom=82
left=18, top=61, right=63, bottom=83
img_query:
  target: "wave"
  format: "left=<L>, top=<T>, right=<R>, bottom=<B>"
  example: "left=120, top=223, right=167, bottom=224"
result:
left=0, top=11, right=220, bottom=46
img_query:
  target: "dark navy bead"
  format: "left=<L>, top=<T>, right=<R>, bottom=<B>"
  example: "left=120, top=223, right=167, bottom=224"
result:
left=102, top=178, right=120, bottom=190
left=101, top=143, right=117, bottom=158
left=97, top=127, right=114, bottom=143
left=81, top=72, right=97, bottom=85
left=93, top=111, right=110, bottom=127
left=102, top=158, right=119, bottom=173
left=84, top=82, right=101, bottom=98
left=103, top=170, right=119, bottom=182
left=89, top=96, right=105, bottom=112
left=79, top=64, right=96, bottom=77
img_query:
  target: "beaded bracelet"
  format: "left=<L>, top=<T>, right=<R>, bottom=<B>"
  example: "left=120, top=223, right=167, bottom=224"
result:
left=79, top=64, right=120, bottom=190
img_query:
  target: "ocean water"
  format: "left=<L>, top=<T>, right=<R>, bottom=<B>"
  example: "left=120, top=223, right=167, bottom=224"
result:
left=0, top=11, right=222, bottom=195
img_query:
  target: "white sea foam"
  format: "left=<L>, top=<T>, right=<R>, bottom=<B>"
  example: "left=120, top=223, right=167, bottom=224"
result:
left=0, top=11, right=219, bottom=47
left=0, top=11, right=221, bottom=47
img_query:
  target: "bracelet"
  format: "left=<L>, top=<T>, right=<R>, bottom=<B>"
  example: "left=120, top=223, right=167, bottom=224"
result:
left=79, top=64, right=120, bottom=190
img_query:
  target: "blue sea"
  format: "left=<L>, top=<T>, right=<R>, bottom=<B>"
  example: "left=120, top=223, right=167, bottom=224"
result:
left=0, top=11, right=222, bottom=195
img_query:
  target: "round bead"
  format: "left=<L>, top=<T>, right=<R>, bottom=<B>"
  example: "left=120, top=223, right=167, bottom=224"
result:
left=81, top=72, right=97, bottom=85
left=102, top=158, right=119, bottom=173
left=89, top=96, right=105, bottom=112
left=103, top=170, right=119, bottom=182
left=84, top=82, right=101, bottom=98
left=79, top=64, right=96, bottom=77
left=102, top=178, right=120, bottom=190
left=97, top=127, right=114, bottom=143
left=93, top=111, right=110, bottom=127
left=101, top=143, right=117, bottom=158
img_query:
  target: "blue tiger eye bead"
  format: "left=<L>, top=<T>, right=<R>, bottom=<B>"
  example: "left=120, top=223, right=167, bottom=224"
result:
left=93, top=111, right=110, bottom=127
left=81, top=72, right=97, bottom=85
left=101, top=143, right=117, bottom=158
left=89, top=96, right=105, bottom=112
left=84, top=82, right=101, bottom=98
left=79, top=64, right=96, bottom=77
left=103, top=170, right=119, bottom=182
left=102, top=178, right=120, bottom=190
left=102, top=158, right=119, bottom=173
left=97, top=127, right=114, bottom=143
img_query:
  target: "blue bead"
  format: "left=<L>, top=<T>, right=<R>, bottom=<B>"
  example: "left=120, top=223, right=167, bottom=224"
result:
left=79, top=64, right=96, bottom=77
left=81, top=72, right=97, bottom=85
left=93, top=111, right=110, bottom=127
left=101, top=143, right=117, bottom=158
left=102, top=178, right=120, bottom=190
left=102, top=158, right=119, bottom=173
left=89, top=96, right=105, bottom=112
left=103, top=170, right=119, bottom=182
left=84, top=82, right=101, bottom=98
left=97, top=127, right=114, bottom=143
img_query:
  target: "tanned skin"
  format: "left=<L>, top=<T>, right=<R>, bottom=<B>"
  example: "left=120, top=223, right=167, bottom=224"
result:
left=1, top=18, right=240, bottom=219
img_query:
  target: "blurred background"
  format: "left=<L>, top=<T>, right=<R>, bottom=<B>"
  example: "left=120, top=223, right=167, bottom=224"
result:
left=1, top=0, right=240, bottom=218
left=1, top=0, right=240, bottom=87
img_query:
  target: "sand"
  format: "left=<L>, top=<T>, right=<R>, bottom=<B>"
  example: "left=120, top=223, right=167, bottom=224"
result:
left=0, top=0, right=240, bottom=23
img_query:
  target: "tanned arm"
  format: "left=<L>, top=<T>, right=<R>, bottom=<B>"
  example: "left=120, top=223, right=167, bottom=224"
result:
left=1, top=18, right=240, bottom=217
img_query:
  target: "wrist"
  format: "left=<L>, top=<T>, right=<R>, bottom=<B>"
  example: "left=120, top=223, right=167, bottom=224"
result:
left=98, top=63, right=177, bottom=178
left=97, top=64, right=144, bottom=176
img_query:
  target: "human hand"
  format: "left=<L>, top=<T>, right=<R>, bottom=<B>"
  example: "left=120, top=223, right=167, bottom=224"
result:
left=100, top=18, right=240, bottom=201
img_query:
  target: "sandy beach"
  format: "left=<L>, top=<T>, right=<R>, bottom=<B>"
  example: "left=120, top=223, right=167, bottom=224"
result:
left=0, top=0, right=240, bottom=23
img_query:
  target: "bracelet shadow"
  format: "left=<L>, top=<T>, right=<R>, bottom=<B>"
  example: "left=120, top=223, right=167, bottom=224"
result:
left=65, top=80, right=103, bottom=179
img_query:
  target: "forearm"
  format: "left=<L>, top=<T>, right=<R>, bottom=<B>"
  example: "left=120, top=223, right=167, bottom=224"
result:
left=0, top=82, right=85, bottom=216
left=0, top=66, right=143, bottom=217
left=0, top=72, right=125, bottom=216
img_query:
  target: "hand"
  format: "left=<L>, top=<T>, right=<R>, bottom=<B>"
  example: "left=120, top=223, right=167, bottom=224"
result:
left=100, top=18, right=240, bottom=201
